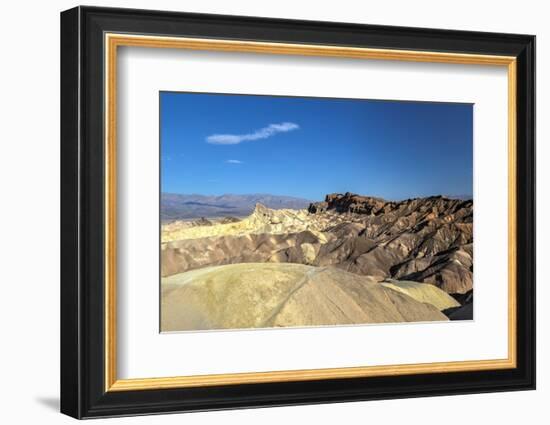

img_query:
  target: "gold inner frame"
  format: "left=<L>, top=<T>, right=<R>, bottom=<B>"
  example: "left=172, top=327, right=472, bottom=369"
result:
left=104, top=33, right=517, bottom=392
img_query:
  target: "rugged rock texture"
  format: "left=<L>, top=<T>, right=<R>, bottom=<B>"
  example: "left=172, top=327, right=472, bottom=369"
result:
left=162, top=194, right=473, bottom=295
left=161, top=263, right=448, bottom=331
left=162, top=229, right=326, bottom=277
left=309, top=192, right=387, bottom=215
left=162, top=204, right=322, bottom=243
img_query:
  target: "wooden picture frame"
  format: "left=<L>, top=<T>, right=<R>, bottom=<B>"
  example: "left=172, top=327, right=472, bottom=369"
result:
left=61, top=6, right=535, bottom=419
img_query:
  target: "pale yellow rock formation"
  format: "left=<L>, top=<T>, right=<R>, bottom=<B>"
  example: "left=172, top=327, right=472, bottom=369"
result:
left=162, top=203, right=339, bottom=243
left=381, top=279, right=461, bottom=311
left=161, top=263, right=448, bottom=332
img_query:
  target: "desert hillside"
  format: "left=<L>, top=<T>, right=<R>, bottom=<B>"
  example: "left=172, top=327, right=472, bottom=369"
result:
left=161, top=263, right=450, bottom=331
left=161, top=192, right=474, bottom=331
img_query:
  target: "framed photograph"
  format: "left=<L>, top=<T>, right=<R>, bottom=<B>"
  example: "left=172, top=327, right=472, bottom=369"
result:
left=60, top=6, right=535, bottom=419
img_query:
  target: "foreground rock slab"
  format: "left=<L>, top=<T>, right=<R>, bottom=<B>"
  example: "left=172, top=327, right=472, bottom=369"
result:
left=161, top=263, right=449, bottom=332
left=381, top=279, right=461, bottom=311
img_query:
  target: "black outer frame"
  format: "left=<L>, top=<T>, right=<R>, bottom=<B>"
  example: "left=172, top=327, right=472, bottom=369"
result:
left=60, top=6, right=536, bottom=419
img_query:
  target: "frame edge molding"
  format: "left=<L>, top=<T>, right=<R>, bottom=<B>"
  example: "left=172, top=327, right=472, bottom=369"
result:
left=60, top=6, right=536, bottom=418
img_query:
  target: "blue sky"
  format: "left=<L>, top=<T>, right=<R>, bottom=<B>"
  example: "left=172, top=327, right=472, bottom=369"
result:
left=160, top=92, right=472, bottom=202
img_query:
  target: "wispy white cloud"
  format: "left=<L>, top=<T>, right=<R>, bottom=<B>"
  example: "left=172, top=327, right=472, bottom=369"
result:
left=206, top=122, right=299, bottom=145
left=225, top=159, right=243, bottom=164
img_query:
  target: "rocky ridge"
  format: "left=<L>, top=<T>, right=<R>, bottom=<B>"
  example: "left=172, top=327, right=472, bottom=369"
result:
left=162, top=193, right=473, bottom=295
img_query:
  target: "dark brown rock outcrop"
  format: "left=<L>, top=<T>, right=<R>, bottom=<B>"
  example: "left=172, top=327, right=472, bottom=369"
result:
left=309, top=192, right=387, bottom=215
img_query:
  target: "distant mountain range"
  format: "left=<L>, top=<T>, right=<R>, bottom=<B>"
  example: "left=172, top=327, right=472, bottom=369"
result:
left=161, top=193, right=313, bottom=221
